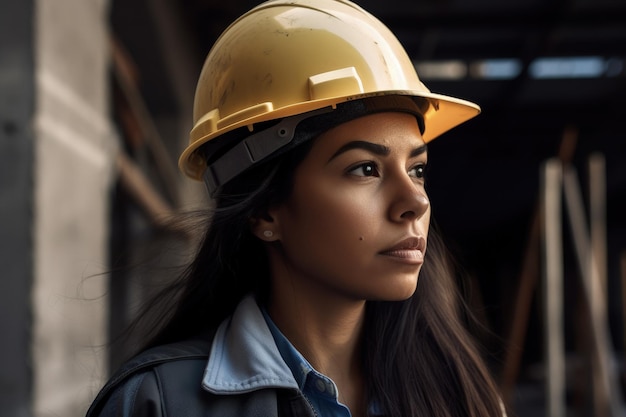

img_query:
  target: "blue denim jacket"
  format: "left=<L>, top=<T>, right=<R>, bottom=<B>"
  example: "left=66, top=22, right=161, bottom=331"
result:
left=87, top=295, right=353, bottom=417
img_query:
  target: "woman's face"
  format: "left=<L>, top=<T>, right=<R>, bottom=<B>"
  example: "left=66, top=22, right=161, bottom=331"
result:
left=266, top=111, right=430, bottom=302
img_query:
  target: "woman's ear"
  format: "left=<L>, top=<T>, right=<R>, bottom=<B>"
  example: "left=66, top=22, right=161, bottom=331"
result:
left=250, top=211, right=280, bottom=242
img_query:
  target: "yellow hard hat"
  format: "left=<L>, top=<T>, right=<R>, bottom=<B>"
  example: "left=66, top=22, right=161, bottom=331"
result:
left=179, top=0, right=480, bottom=185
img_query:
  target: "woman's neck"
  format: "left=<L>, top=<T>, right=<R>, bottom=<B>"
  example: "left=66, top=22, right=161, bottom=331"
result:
left=269, top=292, right=365, bottom=370
left=268, top=289, right=367, bottom=415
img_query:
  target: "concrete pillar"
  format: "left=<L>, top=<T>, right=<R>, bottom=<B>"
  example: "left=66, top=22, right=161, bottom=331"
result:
left=1, top=0, right=115, bottom=414
left=2, top=0, right=202, bottom=414
left=33, top=0, right=116, bottom=416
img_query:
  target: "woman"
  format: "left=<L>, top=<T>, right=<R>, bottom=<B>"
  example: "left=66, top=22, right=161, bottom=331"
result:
left=87, top=0, right=505, bottom=416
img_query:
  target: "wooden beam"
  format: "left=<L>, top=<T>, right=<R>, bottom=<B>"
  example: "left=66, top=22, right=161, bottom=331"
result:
left=110, top=35, right=181, bottom=205
left=116, top=151, right=189, bottom=238
left=500, top=126, right=578, bottom=403
left=563, top=158, right=622, bottom=417
left=542, top=159, right=565, bottom=417
left=589, top=153, right=608, bottom=311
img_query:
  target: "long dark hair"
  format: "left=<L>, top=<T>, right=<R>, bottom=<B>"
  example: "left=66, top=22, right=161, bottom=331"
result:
left=364, top=229, right=504, bottom=417
left=126, top=129, right=504, bottom=417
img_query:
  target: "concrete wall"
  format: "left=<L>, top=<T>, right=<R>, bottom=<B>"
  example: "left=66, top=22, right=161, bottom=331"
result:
left=0, top=0, right=202, bottom=414
left=33, top=0, right=116, bottom=415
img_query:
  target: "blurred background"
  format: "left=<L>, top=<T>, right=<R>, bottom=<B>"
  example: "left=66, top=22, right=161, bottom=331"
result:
left=1, top=0, right=625, bottom=416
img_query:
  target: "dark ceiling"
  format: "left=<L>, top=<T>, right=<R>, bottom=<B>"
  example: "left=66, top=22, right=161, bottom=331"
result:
left=112, top=0, right=626, bottom=377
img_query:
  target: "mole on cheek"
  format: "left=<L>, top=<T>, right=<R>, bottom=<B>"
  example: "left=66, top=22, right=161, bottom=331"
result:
left=358, top=236, right=364, bottom=241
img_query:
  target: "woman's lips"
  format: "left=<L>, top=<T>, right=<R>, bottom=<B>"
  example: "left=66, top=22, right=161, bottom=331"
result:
left=379, top=237, right=426, bottom=264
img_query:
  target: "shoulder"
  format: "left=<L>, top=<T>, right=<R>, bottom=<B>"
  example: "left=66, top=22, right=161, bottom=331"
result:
left=86, top=334, right=287, bottom=417
left=86, top=336, right=213, bottom=417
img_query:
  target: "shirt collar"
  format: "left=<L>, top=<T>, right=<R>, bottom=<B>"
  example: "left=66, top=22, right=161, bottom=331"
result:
left=202, top=295, right=298, bottom=394
left=261, top=307, right=311, bottom=389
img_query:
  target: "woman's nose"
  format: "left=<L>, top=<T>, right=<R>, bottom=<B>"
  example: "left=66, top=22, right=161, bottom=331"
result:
left=388, top=176, right=430, bottom=222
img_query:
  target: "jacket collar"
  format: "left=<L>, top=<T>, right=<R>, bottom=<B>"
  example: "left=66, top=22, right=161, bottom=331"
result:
left=202, top=295, right=299, bottom=394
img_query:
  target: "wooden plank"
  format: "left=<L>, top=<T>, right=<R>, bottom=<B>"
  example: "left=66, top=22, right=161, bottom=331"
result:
left=116, top=151, right=189, bottom=238
left=563, top=166, right=605, bottom=416
left=500, top=207, right=540, bottom=404
left=563, top=165, right=622, bottom=417
left=110, top=36, right=180, bottom=205
left=542, top=159, right=565, bottom=417
left=589, top=153, right=609, bottom=416
left=589, top=153, right=607, bottom=309
left=500, top=127, right=578, bottom=403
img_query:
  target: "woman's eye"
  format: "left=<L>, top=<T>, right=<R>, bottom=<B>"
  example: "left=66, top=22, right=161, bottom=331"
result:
left=409, top=163, right=426, bottom=179
left=348, top=162, right=379, bottom=177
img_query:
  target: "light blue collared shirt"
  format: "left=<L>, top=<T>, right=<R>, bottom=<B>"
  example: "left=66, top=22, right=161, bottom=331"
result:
left=201, top=295, right=354, bottom=416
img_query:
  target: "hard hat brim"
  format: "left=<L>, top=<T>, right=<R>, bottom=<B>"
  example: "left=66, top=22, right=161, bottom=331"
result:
left=179, top=90, right=480, bottom=181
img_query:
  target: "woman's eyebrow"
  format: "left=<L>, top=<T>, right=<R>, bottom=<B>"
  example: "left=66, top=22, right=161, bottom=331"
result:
left=327, top=140, right=428, bottom=163
left=410, top=144, right=428, bottom=158
left=328, top=140, right=390, bottom=163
